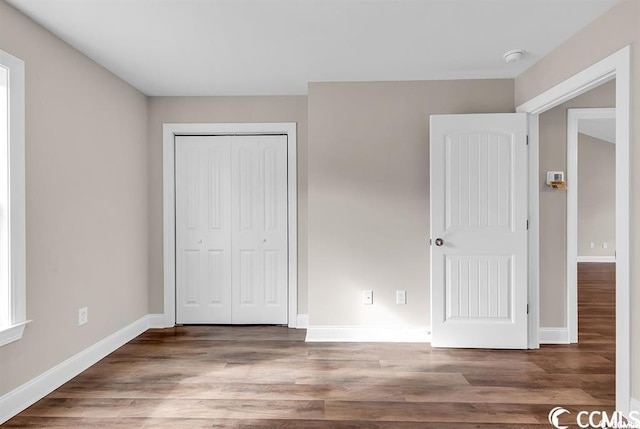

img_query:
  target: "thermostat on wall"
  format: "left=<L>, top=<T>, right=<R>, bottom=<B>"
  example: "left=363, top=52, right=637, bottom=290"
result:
left=546, top=171, right=566, bottom=189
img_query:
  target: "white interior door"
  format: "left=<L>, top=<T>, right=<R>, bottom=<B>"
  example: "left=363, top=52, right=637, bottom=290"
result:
left=175, top=135, right=288, bottom=325
left=231, top=135, right=288, bottom=324
left=430, top=113, right=528, bottom=349
left=175, top=136, right=232, bottom=324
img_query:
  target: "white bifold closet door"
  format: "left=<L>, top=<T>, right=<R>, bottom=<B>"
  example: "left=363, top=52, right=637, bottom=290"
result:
left=175, top=135, right=288, bottom=325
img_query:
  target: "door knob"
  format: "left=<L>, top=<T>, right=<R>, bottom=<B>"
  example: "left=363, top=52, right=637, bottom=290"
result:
left=197, top=239, right=203, bottom=244
left=435, top=238, right=444, bottom=246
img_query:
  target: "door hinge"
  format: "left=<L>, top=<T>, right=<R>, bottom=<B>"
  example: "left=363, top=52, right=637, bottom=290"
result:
left=526, top=135, right=529, bottom=145
left=526, top=220, right=529, bottom=230
left=527, top=304, right=529, bottom=314
left=429, top=238, right=432, bottom=246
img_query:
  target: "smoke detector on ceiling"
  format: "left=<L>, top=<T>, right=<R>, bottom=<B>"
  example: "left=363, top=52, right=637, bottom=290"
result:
left=503, top=49, right=525, bottom=63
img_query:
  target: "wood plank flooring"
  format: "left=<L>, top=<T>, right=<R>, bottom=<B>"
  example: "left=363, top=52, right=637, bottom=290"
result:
left=4, top=263, right=615, bottom=428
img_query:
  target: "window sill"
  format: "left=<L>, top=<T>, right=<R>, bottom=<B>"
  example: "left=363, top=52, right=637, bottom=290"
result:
left=0, top=320, right=31, bottom=347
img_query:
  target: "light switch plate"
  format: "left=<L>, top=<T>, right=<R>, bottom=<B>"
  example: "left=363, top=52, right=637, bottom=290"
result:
left=363, top=290, right=373, bottom=305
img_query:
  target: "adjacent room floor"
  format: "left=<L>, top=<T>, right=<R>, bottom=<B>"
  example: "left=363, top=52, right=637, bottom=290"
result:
left=5, top=263, right=615, bottom=428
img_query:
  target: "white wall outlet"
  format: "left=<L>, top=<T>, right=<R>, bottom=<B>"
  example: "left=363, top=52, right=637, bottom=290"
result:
left=363, top=290, right=373, bottom=305
left=602, top=242, right=608, bottom=249
left=78, top=307, right=88, bottom=326
left=589, top=242, right=595, bottom=249
left=396, top=290, right=407, bottom=305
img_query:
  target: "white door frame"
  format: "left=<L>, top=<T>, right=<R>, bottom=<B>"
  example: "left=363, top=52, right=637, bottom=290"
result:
left=567, top=107, right=616, bottom=344
left=162, top=123, right=298, bottom=328
left=517, top=45, right=631, bottom=416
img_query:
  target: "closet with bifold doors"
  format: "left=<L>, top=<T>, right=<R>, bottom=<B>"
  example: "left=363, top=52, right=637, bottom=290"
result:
left=175, top=135, right=288, bottom=324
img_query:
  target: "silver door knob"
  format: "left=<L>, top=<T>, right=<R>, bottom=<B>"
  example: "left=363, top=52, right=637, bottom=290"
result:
left=435, top=238, right=444, bottom=246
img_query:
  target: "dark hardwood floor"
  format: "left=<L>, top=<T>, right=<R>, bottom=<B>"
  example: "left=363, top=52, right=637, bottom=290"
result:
left=4, top=263, right=615, bottom=428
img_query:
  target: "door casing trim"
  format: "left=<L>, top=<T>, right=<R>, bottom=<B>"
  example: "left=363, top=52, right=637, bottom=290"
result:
left=162, top=122, right=298, bottom=328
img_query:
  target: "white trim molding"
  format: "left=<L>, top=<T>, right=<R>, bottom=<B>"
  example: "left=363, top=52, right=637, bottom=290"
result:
left=306, top=326, right=431, bottom=343
left=0, top=320, right=30, bottom=348
left=0, top=314, right=159, bottom=425
left=567, top=108, right=615, bottom=344
left=296, top=314, right=309, bottom=329
left=539, top=328, right=570, bottom=344
left=163, top=123, right=298, bottom=329
left=147, top=314, right=166, bottom=329
left=631, top=397, right=640, bottom=415
left=517, top=45, right=631, bottom=417
left=0, top=49, right=27, bottom=346
left=527, top=114, right=540, bottom=349
left=577, top=256, right=616, bottom=263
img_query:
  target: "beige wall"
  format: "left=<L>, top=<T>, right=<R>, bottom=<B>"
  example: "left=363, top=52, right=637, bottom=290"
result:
left=147, top=96, right=309, bottom=314
left=516, top=0, right=639, bottom=398
left=578, top=133, right=615, bottom=258
left=307, top=79, right=514, bottom=326
left=538, top=81, right=614, bottom=327
left=0, top=1, right=149, bottom=396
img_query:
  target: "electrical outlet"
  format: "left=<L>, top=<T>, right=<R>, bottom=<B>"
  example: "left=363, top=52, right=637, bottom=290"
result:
left=602, top=242, right=608, bottom=249
left=589, top=242, right=595, bottom=249
left=396, top=290, right=407, bottom=305
left=78, top=307, right=88, bottom=326
left=363, top=290, right=373, bottom=305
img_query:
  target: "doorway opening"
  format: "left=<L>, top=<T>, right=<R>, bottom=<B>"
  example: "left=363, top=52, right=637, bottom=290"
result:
left=517, top=46, right=630, bottom=415
left=567, top=107, right=616, bottom=343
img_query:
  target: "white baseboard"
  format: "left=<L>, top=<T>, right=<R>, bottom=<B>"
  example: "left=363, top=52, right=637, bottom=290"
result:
left=539, top=327, right=570, bottom=344
left=577, top=255, right=616, bottom=263
left=296, top=314, right=309, bottom=329
left=147, top=313, right=166, bottom=328
left=0, top=313, right=156, bottom=425
left=306, top=326, right=431, bottom=343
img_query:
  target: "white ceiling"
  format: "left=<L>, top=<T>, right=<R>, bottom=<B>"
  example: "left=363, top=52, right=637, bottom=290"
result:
left=580, top=118, right=616, bottom=144
left=6, top=0, right=619, bottom=96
